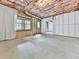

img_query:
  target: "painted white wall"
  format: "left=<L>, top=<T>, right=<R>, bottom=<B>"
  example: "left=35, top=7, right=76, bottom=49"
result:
left=48, top=22, right=53, bottom=32
left=41, top=20, right=47, bottom=33
left=41, top=17, right=53, bottom=33
left=0, top=5, right=17, bottom=40
left=41, top=11, right=79, bottom=37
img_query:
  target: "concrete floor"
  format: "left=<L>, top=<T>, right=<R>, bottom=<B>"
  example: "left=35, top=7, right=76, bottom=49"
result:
left=0, top=34, right=79, bottom=59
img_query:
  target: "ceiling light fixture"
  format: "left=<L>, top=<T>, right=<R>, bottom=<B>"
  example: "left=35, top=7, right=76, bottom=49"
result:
left=39, top=3, right=43, bottom=7
left=25, top=1, right=26, bottom=3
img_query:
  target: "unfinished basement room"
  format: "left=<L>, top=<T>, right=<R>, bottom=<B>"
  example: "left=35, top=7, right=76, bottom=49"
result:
left=0, top=0, right=79, bottom=59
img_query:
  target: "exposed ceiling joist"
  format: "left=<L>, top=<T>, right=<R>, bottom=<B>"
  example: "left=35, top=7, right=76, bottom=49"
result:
left=0, top=0, right=79, bottom=19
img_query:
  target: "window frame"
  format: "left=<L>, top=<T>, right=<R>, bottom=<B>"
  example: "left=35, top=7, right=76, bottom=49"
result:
left=16, top=19, right=24, bottom=31
left=16, top=18, right=32, bottom=31
left=24, top=20, right=32, bottom=31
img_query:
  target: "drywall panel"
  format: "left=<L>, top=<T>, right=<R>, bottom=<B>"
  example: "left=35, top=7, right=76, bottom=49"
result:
left=55, top=25, right=59, bottom=34
left=58, top=24, right=61, bottom=35
left=41, top=11, right=79, bottom=37
left=64, top=13, right=69, bottom=25
left=0, top=5, right=17, bottom=40
left=0, top=8, right=5, bottom=40
left=41, top=20, right=47, bottom=33
left=53, top=18, right=56, bottom=25
left=10, top=12, right=16, bottom=39
left=69, top=25, right=75, bottom=37
left=53, top=18, right=56, bottom=24
left=64, top=25, right=69, bottom=36
left=57, top=25, right=60, bottom=35
left=52, top=23, right=54, bottom=34
left=69, top=12, right=75, bottom=25
left=58, top=14, right=64, bottom=35
left=58, top=24, right=63, bottom=35
left=57, top=15, right=60, bottom=25
left=75, top=25, right=79, bottom=37
left=55, top=16, right=59, bottom=25
left=53, top=24, right=56, bottom=34
left=59, top=15, right=63, bottom=25
left=52, top=18, right=56, bottom=34
left=48, top=22, right=53, bottom=32
left=75, top=11, right=79, bottom=25
left=60, top=24, right=64, bottom=35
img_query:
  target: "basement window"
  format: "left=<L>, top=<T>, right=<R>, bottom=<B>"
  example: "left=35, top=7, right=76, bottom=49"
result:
left=16, top=19, right=31, bottom=31
left=16, top=19, right=23, bottom=30
left=25, top=20, right=31, bottom=30
left=37, top=22, right=40, bottom=28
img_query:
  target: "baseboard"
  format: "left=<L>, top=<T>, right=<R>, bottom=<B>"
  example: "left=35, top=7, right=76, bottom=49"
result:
left=53, top=34, right=79, bottom=39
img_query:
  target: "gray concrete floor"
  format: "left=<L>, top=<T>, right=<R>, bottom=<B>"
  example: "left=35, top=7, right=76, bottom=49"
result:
left=0, top=34, right=79, bottom=59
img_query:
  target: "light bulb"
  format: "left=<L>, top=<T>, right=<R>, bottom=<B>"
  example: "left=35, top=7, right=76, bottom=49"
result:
left=39, top=3, right=43, bottom=7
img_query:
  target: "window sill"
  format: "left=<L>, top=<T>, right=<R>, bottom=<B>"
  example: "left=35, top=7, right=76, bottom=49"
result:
left=16, top=29, right=31, bottom=32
